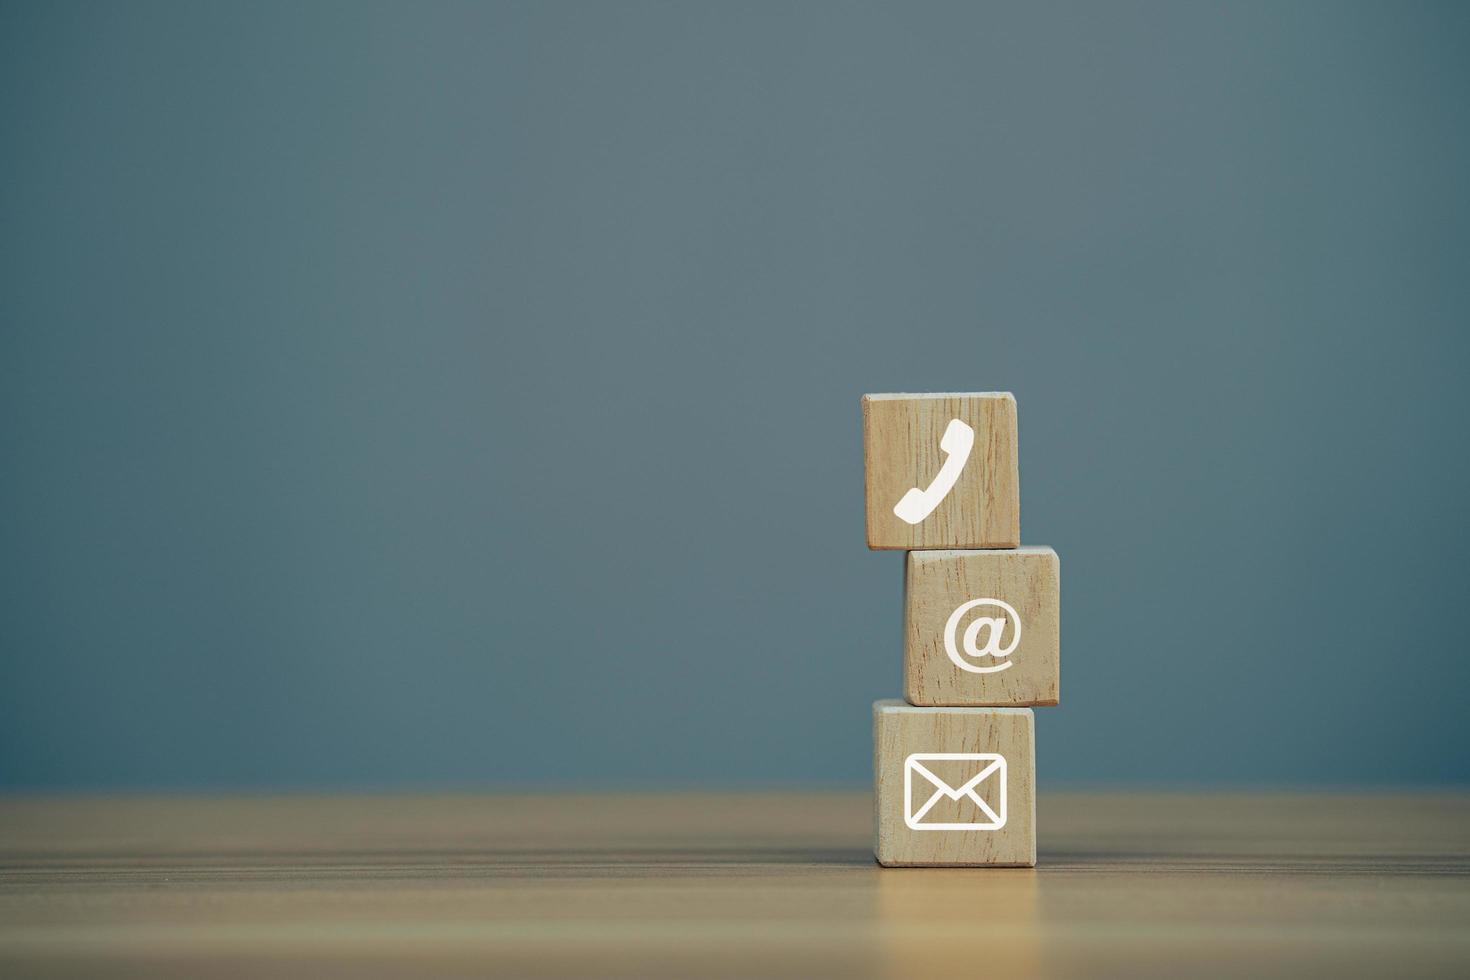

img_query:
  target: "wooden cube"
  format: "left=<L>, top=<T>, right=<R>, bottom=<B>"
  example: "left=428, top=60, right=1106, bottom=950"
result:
left=904, top=547, right=1060, bottom=707
left=862, top=393, right=1020, bottom=550
left=873, top=700, right=1035, bottom=867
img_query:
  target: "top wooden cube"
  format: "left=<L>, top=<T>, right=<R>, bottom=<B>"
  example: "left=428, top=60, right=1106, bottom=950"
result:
left=862, top=393, right=1021, bottom=550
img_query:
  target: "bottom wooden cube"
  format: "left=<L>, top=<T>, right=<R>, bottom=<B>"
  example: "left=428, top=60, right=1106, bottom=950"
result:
left=873, top=700, right=1036, bottom=867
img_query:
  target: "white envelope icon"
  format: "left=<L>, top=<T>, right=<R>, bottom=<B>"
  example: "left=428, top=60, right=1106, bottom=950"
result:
left=904, top=753, right=1007, bottom=830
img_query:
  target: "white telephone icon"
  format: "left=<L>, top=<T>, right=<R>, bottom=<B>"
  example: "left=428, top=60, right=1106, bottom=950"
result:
left=892, top=418, right=975, bottom=525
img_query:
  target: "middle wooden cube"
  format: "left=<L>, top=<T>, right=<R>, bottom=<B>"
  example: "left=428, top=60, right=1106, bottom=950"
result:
left=904, top=547, right=1060, bottom=706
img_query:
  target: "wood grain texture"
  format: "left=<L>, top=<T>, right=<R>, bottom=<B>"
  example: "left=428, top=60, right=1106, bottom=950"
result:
left=904, top=547, right=1060, bottom=706
left=862, top=392, right=1020, bottom=550
left=873, top=700, right=1036, bottom=866
left=3, top=790, right=1469, bottom=978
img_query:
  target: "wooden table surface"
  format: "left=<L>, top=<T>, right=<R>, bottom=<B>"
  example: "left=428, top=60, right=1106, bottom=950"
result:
left=2, top=791, right=1468, bottom=978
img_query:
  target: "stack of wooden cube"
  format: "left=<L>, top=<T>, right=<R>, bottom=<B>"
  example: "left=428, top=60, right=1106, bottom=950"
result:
left=863, top=392, right=1059, bottom=867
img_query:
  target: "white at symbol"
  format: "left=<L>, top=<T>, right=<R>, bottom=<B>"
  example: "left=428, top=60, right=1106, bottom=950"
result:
left=943, top=598, right=1020, bottom=674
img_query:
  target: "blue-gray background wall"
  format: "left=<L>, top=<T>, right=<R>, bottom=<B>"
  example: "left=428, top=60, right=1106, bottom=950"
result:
left=3, top=1, right=1468, bottom=791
